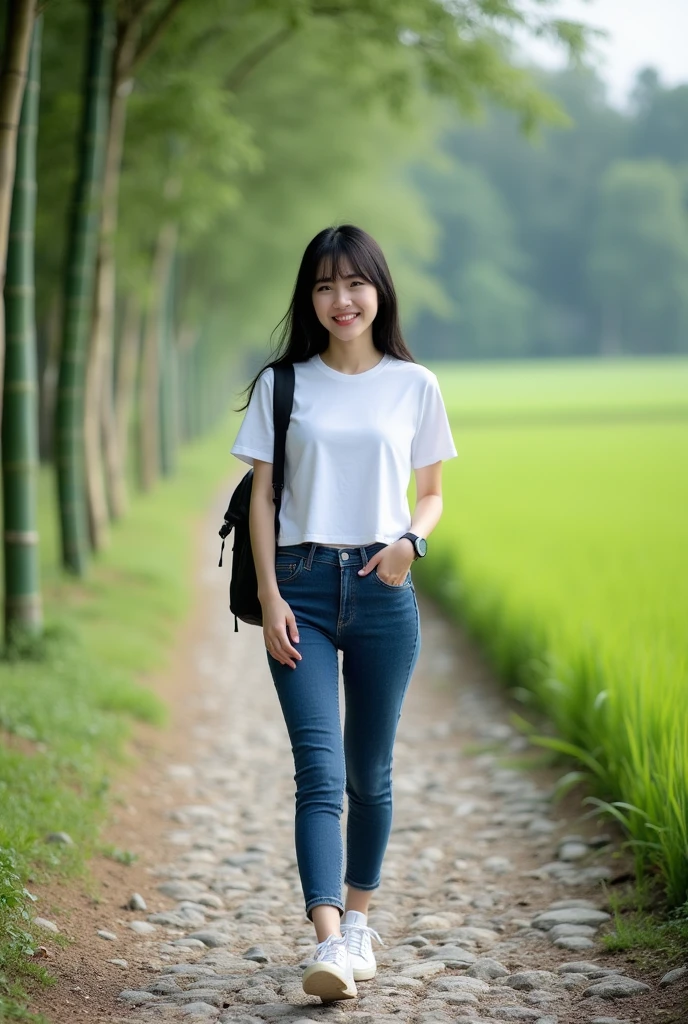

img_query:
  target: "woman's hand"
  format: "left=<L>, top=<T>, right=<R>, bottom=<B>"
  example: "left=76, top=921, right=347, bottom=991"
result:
left=357, top=538, right=414, bottom=586
left=261, top=595, right=302, bottom=669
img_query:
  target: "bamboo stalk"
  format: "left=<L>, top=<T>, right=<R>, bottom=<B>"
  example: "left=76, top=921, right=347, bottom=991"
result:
left=54, top=0, right=114, bottom=574
left=2, top=14, right=43, bottom=638
left=0, top=0, right=35, bottom=428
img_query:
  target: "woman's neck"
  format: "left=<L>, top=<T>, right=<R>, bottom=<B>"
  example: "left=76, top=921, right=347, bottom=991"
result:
left=320, top=338, right=382, bottom=375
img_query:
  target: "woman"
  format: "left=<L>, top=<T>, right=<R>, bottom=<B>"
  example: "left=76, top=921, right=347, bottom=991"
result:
left=230, top=225, right=457, bottom=1002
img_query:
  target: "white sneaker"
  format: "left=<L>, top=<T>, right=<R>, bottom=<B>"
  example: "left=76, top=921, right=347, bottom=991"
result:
left=301, top=933, right=357, bottom=1001
left=340, top=910, right=383, bottom=981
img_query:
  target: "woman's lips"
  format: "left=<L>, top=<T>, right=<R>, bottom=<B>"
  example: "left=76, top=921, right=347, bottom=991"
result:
left=332, top=312, right=360, bottom=324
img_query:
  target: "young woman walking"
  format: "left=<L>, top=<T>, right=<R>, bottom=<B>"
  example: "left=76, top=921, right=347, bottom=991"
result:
left=230, top=224, right=457, bottom=1002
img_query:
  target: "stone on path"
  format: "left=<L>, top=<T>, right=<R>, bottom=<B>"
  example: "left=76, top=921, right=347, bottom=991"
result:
left=185, top=930, right=231, bottom=947
left=659, top=965, right=687, bottom=986
left=589, top=1018, right=632, bottom=1024
left=96, top=929, right=117, bottom=941
left=33, top=917, right=59, bottom=933
left=582, top=975, right=651, bottom=998
left=504, top=970, right=557, bottom=991
left=128, top=920, right=157, bottom=935
left=127, top=892, right=147, bottom=911
left=531, top=908, right=610, bottom=930
left=466, top=957, right=510, bottom=980
left=118, top=990, right=156, bottom=1003
left=553, top=935, right=595, bottom=950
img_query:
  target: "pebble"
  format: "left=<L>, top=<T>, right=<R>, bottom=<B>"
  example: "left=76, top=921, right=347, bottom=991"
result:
left=97, top=930, right=117, bottom=941
left=530, top=909, right=610, bottom=930
left=127, top=893, right=147, bottom=911
left=118, top=990, right=156, bottom=1003
left=33, top=917, right=59, bottom=933
left=185, top=931, right=231, bottom=947
left=582, top=975, right=651, bottom=998
left=488, top=1008, right=542, bottom=1020
left=129, top=920, right=157, bottom=935
left=483, top=856, right=514, bottom=874
left=557, top=841, right=589, bottom=862
left=466, top=957, right=509, bottom=980
left=589, top=1019, right=632, bottom=1024
left=504, top=971, right=557, bottom=991
left=557, top=961, right=616, bottom=977
left=548, top=924, right=596, bottom=939
left=553, top=935, right=595, bottom=950
left=659, top=965, right=687, bottom=986
left=45, top=831, right=74, bottom=845
left=107, top=959, right=128, bottom=968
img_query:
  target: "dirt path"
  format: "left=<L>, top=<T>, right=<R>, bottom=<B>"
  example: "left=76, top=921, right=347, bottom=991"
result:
left=27, top=494, right=687, bottom=1024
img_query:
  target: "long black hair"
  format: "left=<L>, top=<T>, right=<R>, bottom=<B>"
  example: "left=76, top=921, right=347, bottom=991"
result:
left=236, top=224, right=416, bottom=411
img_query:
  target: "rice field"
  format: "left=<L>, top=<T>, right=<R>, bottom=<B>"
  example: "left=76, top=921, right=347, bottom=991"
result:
left=419, top=357, right=688, bottom=907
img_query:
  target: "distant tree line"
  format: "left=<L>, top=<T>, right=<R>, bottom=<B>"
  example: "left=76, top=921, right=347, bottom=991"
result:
left=409, top=67, right=688, bottom=360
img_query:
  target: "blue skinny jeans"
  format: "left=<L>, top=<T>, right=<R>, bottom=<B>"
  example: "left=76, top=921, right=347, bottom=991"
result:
left=266, top=541, right=421, bottom=921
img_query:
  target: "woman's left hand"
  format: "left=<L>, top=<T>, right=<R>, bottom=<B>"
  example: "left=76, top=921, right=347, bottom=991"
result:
left=357, top=538, right=414, bottom=586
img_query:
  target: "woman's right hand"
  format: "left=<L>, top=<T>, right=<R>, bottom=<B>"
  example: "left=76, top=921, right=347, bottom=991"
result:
left=261, top=595, right=302, bottom=669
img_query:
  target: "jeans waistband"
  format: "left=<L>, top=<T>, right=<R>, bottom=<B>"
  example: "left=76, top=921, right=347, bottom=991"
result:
left=276, top=541, right=388, bottom=569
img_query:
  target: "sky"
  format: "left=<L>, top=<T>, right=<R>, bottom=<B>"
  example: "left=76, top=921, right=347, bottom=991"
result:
left=514, top=0, right=688, bottom=108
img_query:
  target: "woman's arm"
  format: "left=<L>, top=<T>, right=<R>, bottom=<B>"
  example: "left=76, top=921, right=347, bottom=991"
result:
left=250, top=458, right=302, bottom=668
left=358, top=460, right=444, bottom=583
left=250, top=458, right=280, bottom=603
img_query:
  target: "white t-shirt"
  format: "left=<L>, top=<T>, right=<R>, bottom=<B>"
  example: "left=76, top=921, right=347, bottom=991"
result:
left=230, top=352, right=458, bottom=546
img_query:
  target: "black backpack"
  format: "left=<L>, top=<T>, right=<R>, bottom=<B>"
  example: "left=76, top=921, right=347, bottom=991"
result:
left=219, top=363, right=295, bottom=632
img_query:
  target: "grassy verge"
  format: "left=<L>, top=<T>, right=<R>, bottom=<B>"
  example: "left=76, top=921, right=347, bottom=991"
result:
left=0, top=417, right=236, bottom=1021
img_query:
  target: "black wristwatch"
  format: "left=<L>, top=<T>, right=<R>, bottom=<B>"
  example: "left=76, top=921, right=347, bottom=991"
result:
left=400, top=532, right=427, bottom=559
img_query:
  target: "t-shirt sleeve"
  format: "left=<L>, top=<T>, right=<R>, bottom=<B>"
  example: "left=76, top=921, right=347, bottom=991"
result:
left=230, top=367, right=274, bottom=466
left=411, top=373, right=458, bottom=470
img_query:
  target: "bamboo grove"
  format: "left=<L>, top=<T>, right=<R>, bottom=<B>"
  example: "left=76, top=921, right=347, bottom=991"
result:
left=0, top=0, right=587, bottom=645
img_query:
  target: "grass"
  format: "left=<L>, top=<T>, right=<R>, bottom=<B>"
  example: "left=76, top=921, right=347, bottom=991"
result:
left=416, top=356, right=688, bottom=912
left=601, top=884, right=688, bottom=962
left=0, top=414, right=238, bottom=1020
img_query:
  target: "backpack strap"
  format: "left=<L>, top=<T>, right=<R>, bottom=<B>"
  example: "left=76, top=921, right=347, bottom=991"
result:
left=272, top=363, right=295, bottom=539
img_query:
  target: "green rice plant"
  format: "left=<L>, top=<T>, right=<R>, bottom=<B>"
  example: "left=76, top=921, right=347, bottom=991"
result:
left=417, top=358, right=688, bottom=907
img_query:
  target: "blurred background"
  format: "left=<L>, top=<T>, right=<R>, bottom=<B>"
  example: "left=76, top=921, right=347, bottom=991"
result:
left=0, top=1, right=686, bottom=1008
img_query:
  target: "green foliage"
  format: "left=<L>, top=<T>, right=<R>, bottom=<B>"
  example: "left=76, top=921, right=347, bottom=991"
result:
left=417, top=358, right=688, bottom=907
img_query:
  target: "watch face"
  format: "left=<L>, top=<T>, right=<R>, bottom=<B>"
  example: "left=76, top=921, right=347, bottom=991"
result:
left=416, top=537, right=427, bottom=557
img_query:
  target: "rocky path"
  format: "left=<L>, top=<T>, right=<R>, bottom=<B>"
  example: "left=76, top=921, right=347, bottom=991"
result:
left=104, top=524, right=685, bottom=1024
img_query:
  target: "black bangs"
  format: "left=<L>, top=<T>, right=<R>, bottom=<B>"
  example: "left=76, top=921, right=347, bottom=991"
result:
left=236, top=224, right=417, bottom=412
left=313, top=234, right=375, bottom=286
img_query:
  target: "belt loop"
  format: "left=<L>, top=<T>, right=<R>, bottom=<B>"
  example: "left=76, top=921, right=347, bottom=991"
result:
left=306, top=543, right=317, bottom=570
left=359, top=545, right=369, bottom=567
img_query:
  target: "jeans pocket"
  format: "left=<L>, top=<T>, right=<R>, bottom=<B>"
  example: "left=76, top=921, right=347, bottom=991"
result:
left=275, top=557, right=305, bottom=584
left=372, top=567, right=412, bottom=590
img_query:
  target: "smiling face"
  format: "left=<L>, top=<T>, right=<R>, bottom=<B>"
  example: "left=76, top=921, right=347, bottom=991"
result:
left=311, top=258, right=379, bottom=345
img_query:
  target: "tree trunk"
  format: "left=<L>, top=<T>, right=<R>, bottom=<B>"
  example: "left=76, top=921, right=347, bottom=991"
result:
left=0, top=0, right=35, bottom=428
left=138, top=220, right=177, bottom=492
left=84, top=249, right=110, bottom=550
left=113, top=292, right=141, bottom=515
left=38, top=289, right=60, bottom=462
left=2, top=15, right=42, bottom=639
left=54, top=0, right=114, bottom=574
left=85, top=22, right=139, bottom=537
